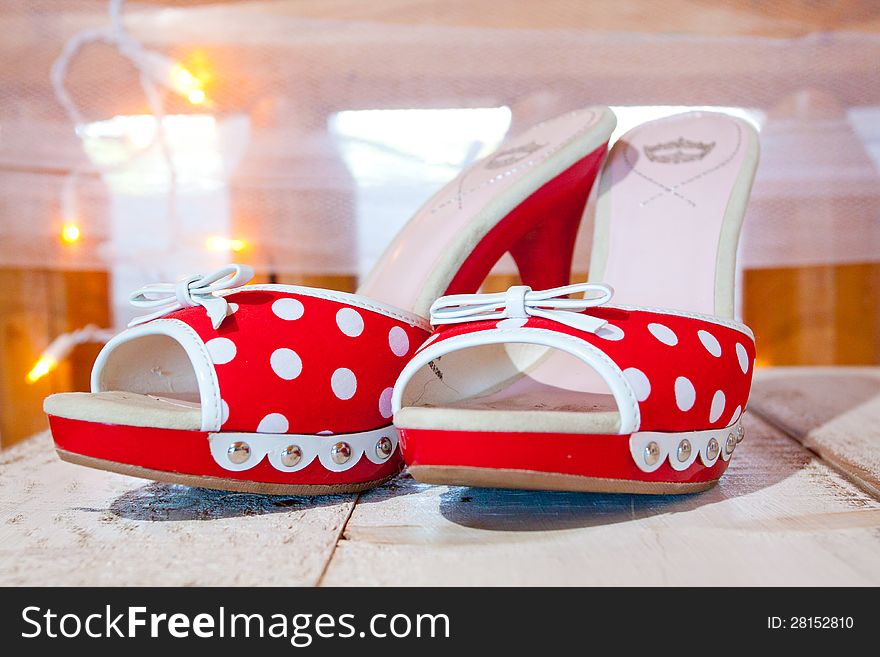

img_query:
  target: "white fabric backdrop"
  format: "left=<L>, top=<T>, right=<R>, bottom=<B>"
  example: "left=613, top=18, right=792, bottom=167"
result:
left=0, top=1, right=878, bottom=286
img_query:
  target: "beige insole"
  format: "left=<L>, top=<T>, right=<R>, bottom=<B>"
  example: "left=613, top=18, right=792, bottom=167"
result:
left=396, top=367, right=622, bottom=435
left=447, top=378, right=617, bottom=414
left=44, top=391, right=202, bottom=430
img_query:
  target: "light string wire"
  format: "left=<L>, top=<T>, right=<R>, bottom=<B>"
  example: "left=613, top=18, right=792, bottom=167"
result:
left=32, top=0, right=189, bottom=383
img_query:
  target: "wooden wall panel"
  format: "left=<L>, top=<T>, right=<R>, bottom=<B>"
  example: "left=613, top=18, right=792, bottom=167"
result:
left=744, top=262, right=880, bottom=366
left=0, top=268, right=108, bottom=447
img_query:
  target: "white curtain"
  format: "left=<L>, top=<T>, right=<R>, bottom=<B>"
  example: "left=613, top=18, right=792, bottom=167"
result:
left=0, top=1, right=877, bottom=287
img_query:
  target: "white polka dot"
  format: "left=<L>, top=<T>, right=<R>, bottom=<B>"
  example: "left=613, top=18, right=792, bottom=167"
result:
left=228, top=303, right=239, bottom=314
left=272, top=297, right=304, bottom=321
left=220, top=399, right=230, bottom=425
left=736, top=343, right=749, bottom=374
left=709, top=390, right=726, bottom=423
left=674, top=376, right=696, bottom=411
left=622, top=367, right=651, bottom=402
left=257, top=413, right=289, bottom=434
left=729, top=405, right=742, bottom=425
left=698, top=330, right=722, bottom=357
left=317, top=430, right=333, bottom=435
left=648, top=323, right=678, bottom=346
left=496, top=318, right=527, bottom=329
left=336, top=307, right=364, bottom=337
left=596, top=324, right=624, bottom=341
left=331, top=368, right=357, bottom=400
left=379, top=387, right=394, bottom=419
left=205, top=337, right=236, bottom=364
left=270, top=347, right=302, bottom=380
left=388, top=326, right=410, bottom=356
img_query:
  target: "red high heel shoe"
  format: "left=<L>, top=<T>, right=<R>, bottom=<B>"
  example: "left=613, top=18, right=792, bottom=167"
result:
left=392, top=111, right=759, bottom=494
left=44, top=107, right=616, bottom=495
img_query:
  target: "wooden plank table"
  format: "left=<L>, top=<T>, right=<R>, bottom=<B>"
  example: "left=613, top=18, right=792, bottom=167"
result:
left=2, top=367, right=879, bottom=586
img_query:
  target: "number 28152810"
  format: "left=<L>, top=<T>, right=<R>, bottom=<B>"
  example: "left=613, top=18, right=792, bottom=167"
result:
left=768, top=617, right=854, bottom=629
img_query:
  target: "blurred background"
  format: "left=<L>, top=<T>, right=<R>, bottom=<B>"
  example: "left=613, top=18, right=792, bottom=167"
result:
left=1, top=0, right=878, bottom=446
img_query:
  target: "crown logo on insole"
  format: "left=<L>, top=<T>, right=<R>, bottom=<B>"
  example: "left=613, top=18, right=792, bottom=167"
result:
left=643, top=137, right=715, bottom=164
left=485, top=141, right=546, bottom=169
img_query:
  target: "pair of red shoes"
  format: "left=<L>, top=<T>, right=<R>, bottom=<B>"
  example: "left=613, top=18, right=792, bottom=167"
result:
left=45, top=107, right=758, bottom=495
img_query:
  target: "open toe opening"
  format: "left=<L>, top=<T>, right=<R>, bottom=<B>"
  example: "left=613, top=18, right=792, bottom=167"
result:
left=44, top=321, right=220, bottom=431
left=393, top=332, right=641, bottom=435
left=95, top=333, right=201, bottom=402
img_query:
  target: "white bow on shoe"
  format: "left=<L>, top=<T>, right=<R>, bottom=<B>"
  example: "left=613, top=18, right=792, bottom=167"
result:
left=128, top=264, right=254, bottom=329
left=430, top=281, right=614, bottom=333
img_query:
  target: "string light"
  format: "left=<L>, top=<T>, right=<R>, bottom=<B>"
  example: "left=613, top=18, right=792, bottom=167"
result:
left=27, top=356, right=58, bottom=383
left=60, top=222, right=81, bottom=244
left=206, top=236, right=247, bottom=252
left=145, top=55, right=208, bottom=105
left=26, top=325, right=118, bottom=384
left=51, top=0, right=212, bottom=127
left=187, top=88, right=206, bottom=105
left=181, top=50, right=213, bottom=105
left=170, top=63, right=199, bottom=95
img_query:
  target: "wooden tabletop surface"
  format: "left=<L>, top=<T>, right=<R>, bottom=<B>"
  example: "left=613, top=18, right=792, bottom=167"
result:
left=2, top=366, right=879, bottom=586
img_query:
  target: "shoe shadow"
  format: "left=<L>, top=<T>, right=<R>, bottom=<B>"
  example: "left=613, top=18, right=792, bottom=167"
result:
left=107, top=483, right=348, bottom=521
left=437, top=486, right=716, bottom=532
left=108, top=474, right=418, bottom=522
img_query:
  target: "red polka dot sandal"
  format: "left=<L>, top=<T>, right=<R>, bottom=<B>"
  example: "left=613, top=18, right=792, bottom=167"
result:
left=43, top=107, right=616, bottom=495
left=392, top=111, right=760, bottom=494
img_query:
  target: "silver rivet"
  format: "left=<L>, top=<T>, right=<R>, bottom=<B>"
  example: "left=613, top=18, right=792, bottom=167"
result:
left=726, top=433, right=736, bottom=455
left=227, top=441, right=251, bottom=464
left=280, top=444, right=302, bottom=467
left=375, top=437, right=394, bottom=460
left=676, top=439, right=692, bottom=462
left=644, top=441, right=660, bottom=466
left=736, top=425, right=745, bottom=443
left=706, top=438, right=720, bottom=461
left=330, top=441, right=352, bottom=465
